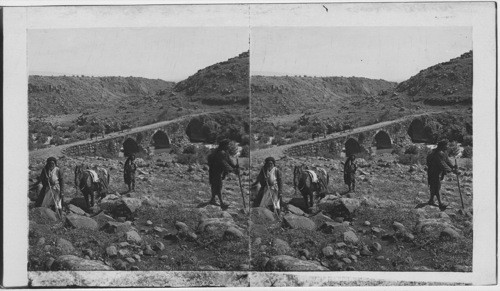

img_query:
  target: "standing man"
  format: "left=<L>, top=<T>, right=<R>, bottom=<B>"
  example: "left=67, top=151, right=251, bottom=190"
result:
left=251, top=157, right=283, bottom=212
left=35, top=157, right=64, bottom=216
left=343, top=154, right=357, bottom=192
left=207, top=139, right=239, bottom=209
left=426, top=140, right=458, bottom=210
left=124, top=154, right=137, bottom=192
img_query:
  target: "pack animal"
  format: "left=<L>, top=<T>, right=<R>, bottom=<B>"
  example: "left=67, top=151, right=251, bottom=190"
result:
left=74, top=164, right=110, bottom=210
left=293, top=165, right=329, bottom=210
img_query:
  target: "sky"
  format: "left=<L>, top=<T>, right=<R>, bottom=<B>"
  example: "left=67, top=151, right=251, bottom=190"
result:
left=250, top=27, right=472, bottom=82
left=28, top=27, right=249, bottom=81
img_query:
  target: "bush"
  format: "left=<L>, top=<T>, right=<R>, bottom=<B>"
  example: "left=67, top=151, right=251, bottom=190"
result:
left=397, top=154, right=419, bottom=165
left=404, top=145, right=419, bottom=155
left=240, top=135, right=250, bottom=146
left=462, top=135, right=473, bottom=147
left=183, top=144, right=197, bottom=154
left=240, top=145, right=250, bottom=158
left=462, top=146, right=472, bottom=158
left=177, top=146, right=211, bottom=165
left=271, top=136, right=287, bottom=146
left=463, top=158, right=472, bottom=170
left=448, top=141, right=461, bottom=158
left=50, top=136, right=65, bottom=146
left=391, top=145, right=403, bottom=155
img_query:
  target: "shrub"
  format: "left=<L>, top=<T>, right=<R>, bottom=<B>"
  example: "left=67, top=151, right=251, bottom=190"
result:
left=397, top=154, right=419, bottom=165
left=240, top=135, right=250, bottom=146
left=240, top=145, right=250, bottom=158
left=404, top=145, right=419, bottom=155
left=259, top=134, right=270, bottom=144
left=183, top=144, right=197, bottom=154
left=50, top=136, right=65, bottom=146
left=448, top=141, right=461, bottom=158
left=391, top=145, right=403, bottom=155
left=272, top=136, right=287, bottom=146
left=462, top=135, right=473, bottom=147
left=463, top=158, right=472, bottom=170
left=462, top=146, right=472, bottom=158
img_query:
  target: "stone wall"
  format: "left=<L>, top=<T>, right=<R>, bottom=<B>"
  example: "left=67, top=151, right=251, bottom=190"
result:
left=284, top=119, right=415, bottom=158
left=64, top=119, right=191, bottom=157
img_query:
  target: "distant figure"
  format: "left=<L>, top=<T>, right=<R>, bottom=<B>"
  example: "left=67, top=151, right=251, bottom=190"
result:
left=124, top=154, right=137, bottom=192
left=343, top=154, right=357, bottom=192
left=207, top=139, right=239, bottom=209
left=251, top=157, right=283, bottom=213
left=35, top=157, right=64, bottom=216
left=426, top=140, right=458, bottom=210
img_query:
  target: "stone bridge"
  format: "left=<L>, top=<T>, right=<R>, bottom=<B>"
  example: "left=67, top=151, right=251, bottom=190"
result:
left=63, top=112, right=221, bottom=157
left=253, top=113, right=442, bottom=161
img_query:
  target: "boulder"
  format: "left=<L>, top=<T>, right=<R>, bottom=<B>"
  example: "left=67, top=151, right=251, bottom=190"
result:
left=51, top=255, right=113, bottom=271
left=265, top=255, right=329, bottom=271
left=92, top=212, right=116, bottom=228
left=125, top=231, right=142, bottom=244
left=68, top=204, right=86, bottom=215
left=343, top=230, right=359, bottom=244
left=282, top=214, right=316, bottom=231
left=318, top=197, right=360, bottom=219
left=68, top=197, right=89, bottom=211
left=153, top=241, right=165, bottom=251
left=37, top=207, right=59, bottom=222
left=223, top=227, right=245, bottom=241
left=56, top=238, right=75, bottom=255
left=309, top=211, right=335, bottom=226
left=101, top=221, right=135, bottom=234
left=106, top=246, right=118, bottom=257
left=440, top=228, right=461, bottom=240
left=318, top=221, right=349, bottom=235
left=287, top=204, right=305, bottom=216
left=66, top=214, right=98, bottom=230
left=272, top=238, right=291, bottom=255
left=322, top=246, right=334, bottom=257
left=251, top=207, right=277, bottom=224
left=287, top=197, right=308, bottom=211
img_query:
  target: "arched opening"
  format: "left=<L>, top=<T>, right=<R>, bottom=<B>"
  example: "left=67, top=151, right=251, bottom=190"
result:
left=408, top=119, right=429, bottom=143
left=152, top=130, right=170, bottom=149
left=374, top=131, right=392, bottom=149
left=122, top=138, right=139, bottom=156
left=185, top=118, right=205, bottom=142
left=345, top=138, right=362, bottom=157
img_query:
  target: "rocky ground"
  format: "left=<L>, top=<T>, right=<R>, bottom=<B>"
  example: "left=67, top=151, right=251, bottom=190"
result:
left=28, top=152, right=250, bottom=271
left=249, top=154, right=473, bottom=272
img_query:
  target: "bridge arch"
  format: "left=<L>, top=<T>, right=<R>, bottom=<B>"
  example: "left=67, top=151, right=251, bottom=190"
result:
left=374, top=130, right=392, bottom=149
left=122, top=137, right=139, bottom=156
left=408, top=119, right=431, bottom=143
left=345, top=138, right=362, bottom=156
left=151, top=130, right=170, bottom=149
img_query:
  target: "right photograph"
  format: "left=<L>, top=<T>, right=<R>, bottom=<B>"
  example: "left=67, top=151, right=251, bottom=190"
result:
left=249, top=26, right=473, bottom=272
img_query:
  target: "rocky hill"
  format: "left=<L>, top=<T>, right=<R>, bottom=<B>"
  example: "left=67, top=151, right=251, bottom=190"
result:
left=173, top=51, right=249, bottom=105
left=251, top=76, right=397, bottom=117
left=28, top=76, right=175, bottom=117
left=396, top=51, right=473, bottom=105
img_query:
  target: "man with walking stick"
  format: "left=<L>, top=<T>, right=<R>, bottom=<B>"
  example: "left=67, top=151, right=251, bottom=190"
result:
left=425, top=140, right=459, bottom=211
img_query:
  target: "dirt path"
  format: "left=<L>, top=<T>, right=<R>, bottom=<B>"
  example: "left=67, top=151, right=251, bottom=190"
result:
left=30, top=110, right=222, bottom=161
left=251, top=111, right=442, bottom=162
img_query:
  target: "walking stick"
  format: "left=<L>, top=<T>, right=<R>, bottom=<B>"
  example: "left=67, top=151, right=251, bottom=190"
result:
left=454, top=158, right=465, bottom=209
left=236, top=159, right=247, bottom=211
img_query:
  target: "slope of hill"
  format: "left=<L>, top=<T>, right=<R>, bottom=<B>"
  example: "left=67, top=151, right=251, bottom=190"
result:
left=173, top=51, right=249, bottom=105
left=396, top=51, right=473, bottom=105
left=251, top=76, right=397, bottom=117
left=28, top=76, right=175, bottom=117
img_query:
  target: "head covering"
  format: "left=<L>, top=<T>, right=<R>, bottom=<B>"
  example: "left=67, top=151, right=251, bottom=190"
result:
left=218, top=139, right=230, bottom=149
left=46, top=157, right=57, bottom=166
left=437, top=139, right=449, bottom=150
left=264, top=157, right=276, bottom=165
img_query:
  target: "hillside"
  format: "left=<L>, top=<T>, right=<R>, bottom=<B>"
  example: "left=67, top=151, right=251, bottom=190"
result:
left=28, top=76, right=175, bottom=117
left=251, top=76, right=397, bottom=117
left=173, top=51, right=249, bottom=105
left=396, top=51, right=473, bottom=105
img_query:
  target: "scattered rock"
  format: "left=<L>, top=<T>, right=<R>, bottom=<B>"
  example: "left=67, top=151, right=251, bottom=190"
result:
left=56, top=238, right=75, bottom=255
left=283, top=213, right=316, bottom=231
left=322, top=246, right=334, bottom=257
left=143, top=245, right=156, bottom=256
left=68, top=204, right=86, bottom=215
left=265, top=255, right=329, bottom=271
left=343, top=230, right=359, bottom=244
left=113, top=259, right=127, bottom=270
left=153, top=241, right=165, bottom=251
left=440, top=227, right=460, bottom=240
left=371, top=242, right=382, bottom=252
left=360, top=246, right=372, bottom=256
left=37, top=207, right=59, bottom=222
left=101, top=221, right=135, bottom=234
left=253, top=237, right=262, bottom=246
left=287, top=204, right=305, bottom=216
left=223, top=227, right=245, bottom=241
left=272, top=238, right=291, bottom=255
left=298, top=249, right=310, bottom=259
left=51, top=255, right=113, bottom=271
left=392, top=221, right=407, bottom=233
left=318, top=197, right=361, bottom=219
left=106, top=246, right=118, bottom=257
left=364, top=221, right=371, bottom=226
left=45, top=257, right=55, bottom=270
left=125, top=231, right=142, bottom=244
left=66, top=214, right=98, bottom=230
left=251, top=207, right=276, bottom=224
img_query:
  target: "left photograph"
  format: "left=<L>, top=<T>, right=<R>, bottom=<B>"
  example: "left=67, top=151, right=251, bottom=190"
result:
left=27, top=11, right=250, bottom=271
